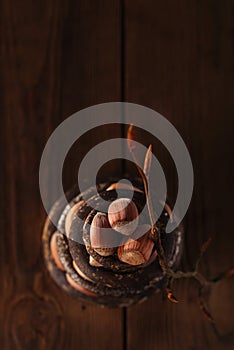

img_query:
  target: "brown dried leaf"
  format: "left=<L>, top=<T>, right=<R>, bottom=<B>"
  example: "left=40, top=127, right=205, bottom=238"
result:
left=127, top=124, right=136, bottom=152
left=201, top=237, right=212, bottom=253
left=143, top=144, right=152, bottom=180
left=167, top=292, right=179, bottom=304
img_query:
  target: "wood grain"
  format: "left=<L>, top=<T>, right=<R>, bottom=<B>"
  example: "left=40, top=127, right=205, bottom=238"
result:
left=124, top=1, right=234, bottom=349
left=1, top=0, right=233, bottom=349
left=0, top=1, right=123, bottom=350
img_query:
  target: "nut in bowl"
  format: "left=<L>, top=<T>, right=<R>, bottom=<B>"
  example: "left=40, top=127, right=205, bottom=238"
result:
left=42, top=123, right=234, bottom=324
left=42, top=123, right=186, bottom=308
left=42, top=175, right=183, bottom=308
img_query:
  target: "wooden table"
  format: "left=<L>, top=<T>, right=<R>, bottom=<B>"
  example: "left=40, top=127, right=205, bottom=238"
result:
left=1, top=1, right=233, bottom=349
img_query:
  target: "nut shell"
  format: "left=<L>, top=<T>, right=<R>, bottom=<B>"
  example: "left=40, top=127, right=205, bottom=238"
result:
left=90, top=212, right=117, bottom=256
left=108, top=198, right=139, bottom=235
left=118, top=226, right=155, bottom=266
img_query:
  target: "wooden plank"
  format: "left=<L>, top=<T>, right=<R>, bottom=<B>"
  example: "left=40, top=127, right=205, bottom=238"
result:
left=0, top=1, right=123, bottom=349
left=124, top=0, right=234, bottom=349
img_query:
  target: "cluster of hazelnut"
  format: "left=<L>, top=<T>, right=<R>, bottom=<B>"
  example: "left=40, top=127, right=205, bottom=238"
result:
left=43, top=123, right=234, bottom=316
left=43, top=126, right=183, bottom=306
left=88, top=195, right=155, bottom=267
left=43, top=179, right=181, bottom=307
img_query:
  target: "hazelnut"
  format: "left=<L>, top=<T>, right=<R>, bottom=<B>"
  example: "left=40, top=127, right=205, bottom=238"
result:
left=90, top=212, right=117, bottom=256
left=108, top=198, right=139, bottom=235
left=118, top=225, right=155, bottom=266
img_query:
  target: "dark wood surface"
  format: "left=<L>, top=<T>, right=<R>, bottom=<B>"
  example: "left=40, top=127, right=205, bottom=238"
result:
left=124, top=1, right=234, bottom=350
left=0, top=1, right=233, bottom=349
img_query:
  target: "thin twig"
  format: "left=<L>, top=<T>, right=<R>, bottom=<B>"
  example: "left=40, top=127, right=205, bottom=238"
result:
left=195, top=237, right=212, bottom=271
left=127, top=125, right=169, bottom=273
left=198, top=285, right=215, bottom=324
left=209, top=268, right=234, bottom=284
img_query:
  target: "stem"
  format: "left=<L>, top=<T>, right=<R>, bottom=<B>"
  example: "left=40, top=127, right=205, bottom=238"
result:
left=129, top=149, right=169, bottom=273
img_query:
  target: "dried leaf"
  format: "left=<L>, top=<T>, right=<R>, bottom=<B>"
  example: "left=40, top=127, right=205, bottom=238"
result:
left=143, top=144, right=152, bottom=180
left=167, top=292, right=179, bottom=304
left=201, top=237, right=212, bottom=253
left=127, top=124, right=136, bottom=152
